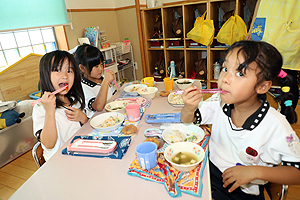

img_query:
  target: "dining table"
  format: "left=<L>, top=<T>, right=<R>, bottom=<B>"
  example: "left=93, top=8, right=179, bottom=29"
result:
left=9, top=81, right=212, bottom=200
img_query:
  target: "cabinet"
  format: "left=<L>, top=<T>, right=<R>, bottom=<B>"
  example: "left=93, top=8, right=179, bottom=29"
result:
left=141, top=0, right=257, bottom=88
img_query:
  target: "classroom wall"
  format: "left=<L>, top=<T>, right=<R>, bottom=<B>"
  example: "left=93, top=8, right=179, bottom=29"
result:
left=63, top=0, right=183, bottom=80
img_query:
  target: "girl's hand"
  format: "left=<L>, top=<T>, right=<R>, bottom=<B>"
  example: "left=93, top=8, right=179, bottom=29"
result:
left=182, top=86, right=203, bottom=111
left=222, top=165, right=257, bottom=193
left=41, top=92, right=56, bottom=112
left=64, top=107, right=88, bottom=125
left=103, top=70, right=115, bottom=84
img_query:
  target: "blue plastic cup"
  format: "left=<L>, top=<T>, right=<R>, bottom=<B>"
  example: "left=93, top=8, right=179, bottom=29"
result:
left=135, top=142, right=157, bottom=171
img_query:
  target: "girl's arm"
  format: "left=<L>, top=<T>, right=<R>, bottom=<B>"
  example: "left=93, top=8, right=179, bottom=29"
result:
left=64, top=107, right=89, bottom=125
left=93, top=70, right=115, bottom=111
left=40, top=92, right=58, bottom=149
left=181, top=86, right=203, bottom=123
left=222, top=165, right=300, bottom=193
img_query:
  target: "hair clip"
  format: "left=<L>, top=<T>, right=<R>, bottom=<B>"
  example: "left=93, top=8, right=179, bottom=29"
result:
left=278, top=69, right=287, bottom=78
left=284, top=100, right=293, bottom=107
left=282, top=86, right=290, bottom=93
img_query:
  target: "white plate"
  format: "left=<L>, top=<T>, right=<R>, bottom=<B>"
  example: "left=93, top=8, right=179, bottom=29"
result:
left=162, top=124, right=204, bottom=144
left=124, top=84, right=147, bottom=96
left=90, top=112, right=125, bottom=132
left=105, top=100, right=129, bottom=114
left=167, top=92, right=184, bottom=107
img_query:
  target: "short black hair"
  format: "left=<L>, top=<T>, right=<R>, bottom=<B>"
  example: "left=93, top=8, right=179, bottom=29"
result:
left=74, top=44, right=104, bottom=73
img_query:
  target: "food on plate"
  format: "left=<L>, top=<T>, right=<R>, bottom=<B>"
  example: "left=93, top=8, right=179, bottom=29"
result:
left=171, top=152, right=198, bottom=165
left=111, top=106, right=124, bottom=111
left=160, top=90, right=170, bottom=97
left=164, top=130, right=185, bottom=143
left=122, top=124, right=137, bottom=135
left=184, top=132, right=202, bottom=143
left=169, top=93, right=184, bottom=104
left=177, top=81, right=192, bottom=84
left=130, top=86, right=140, bottom=92
left=144, top=137, right=159, bottom=148
left=96, top=116, right=121, bottom=128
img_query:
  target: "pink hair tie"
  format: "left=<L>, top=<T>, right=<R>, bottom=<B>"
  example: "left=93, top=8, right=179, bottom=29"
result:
left=278, top=70, right=287, bottom=78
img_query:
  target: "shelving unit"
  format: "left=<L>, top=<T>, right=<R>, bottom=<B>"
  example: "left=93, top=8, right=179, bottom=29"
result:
left=141, top=0, right=257, bottom=89
left=100, top=45, right=120, bottom=84
left=115, top=44, right=136, bottom=82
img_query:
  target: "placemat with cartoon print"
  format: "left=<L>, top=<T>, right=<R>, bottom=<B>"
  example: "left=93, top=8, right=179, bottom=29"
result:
left=127, top=125, right=211, bottom=197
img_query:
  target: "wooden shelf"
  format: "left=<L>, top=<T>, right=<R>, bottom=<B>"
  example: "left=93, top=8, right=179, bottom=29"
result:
left=141, top=0, right=257, bottom=88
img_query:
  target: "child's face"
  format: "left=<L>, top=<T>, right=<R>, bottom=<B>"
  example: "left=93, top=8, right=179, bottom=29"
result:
left=89, top=63, right=104, bottom=79
left=217, top=48, right=259, bottom=105
left=51, top=59, right=74, bottom=95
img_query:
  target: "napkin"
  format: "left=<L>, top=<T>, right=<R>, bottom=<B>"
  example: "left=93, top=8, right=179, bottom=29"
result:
left=62, top=135, right=131, bottom=159
left=127, top=126, right=211, bottom=197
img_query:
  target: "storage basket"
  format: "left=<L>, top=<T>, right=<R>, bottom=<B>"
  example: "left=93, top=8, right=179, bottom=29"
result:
left=113, top=42, right=131, bottom=54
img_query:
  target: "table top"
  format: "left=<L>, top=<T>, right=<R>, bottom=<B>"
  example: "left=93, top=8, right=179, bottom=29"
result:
left=10, top=81, right=211, bottom=200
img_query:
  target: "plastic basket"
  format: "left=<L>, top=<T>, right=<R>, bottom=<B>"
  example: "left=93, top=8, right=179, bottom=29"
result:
left=113, top=42, right=131, bottom=54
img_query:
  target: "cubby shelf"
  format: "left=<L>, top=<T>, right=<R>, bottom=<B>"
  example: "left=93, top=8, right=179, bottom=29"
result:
left=141, top=0, right=257, bottom=88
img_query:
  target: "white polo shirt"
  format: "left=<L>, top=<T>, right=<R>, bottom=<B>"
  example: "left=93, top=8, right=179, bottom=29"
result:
left=32, top=102, right=82, bottom=161
left=81, top=76, right=116, bottom=118
left=197, top=94, right=300, bottom=195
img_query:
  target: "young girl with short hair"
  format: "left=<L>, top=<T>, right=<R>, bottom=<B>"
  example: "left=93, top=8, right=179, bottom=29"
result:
left=75, top=44, right=116, bottom=118
left=181, top=40, right=300, bottom=200
left=33, top=50, right=88, bottom=161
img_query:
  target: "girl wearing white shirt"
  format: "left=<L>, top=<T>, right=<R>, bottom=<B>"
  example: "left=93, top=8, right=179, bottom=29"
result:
left=33, top=50, right=88, bottom=161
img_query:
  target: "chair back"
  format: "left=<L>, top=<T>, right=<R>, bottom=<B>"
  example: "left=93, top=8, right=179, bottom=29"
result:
left=32, top=142, right=45, bottom=167
left=266, top=91, right=281, bottom=112
left=265, top=182, right=288, bottom=200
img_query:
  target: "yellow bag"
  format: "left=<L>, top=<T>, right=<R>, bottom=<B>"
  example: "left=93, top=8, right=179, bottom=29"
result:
left=187, top=11, right=215, bottom=46
left=250, top=0, right=300, bottom=70
left=216, top=13, right=247, bottom=46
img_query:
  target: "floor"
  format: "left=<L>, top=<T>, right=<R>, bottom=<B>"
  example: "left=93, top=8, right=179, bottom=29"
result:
left=1, top=102, right=300, bottom=200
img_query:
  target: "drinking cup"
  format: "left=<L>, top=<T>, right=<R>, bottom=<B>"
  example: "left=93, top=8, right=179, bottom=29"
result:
left=135, top=142, right=158, bottom=171
left=125, top=103, right=141, bottom=122
left=163, top=77, right=174, bottom=91
left=141, top=77, right=154, bottom=87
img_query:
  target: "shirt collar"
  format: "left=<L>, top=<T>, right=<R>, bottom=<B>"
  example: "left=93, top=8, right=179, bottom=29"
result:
left=222, top=100, right=270, bottom=130
left=81, top=76, right=97, bottom=87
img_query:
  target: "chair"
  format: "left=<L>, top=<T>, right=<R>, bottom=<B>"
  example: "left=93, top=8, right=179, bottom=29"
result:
left=266, top=91, right=281, bottom=112
left=32, top=142, right=45, bottom=167
left=265, top=182, right=288, bottom=200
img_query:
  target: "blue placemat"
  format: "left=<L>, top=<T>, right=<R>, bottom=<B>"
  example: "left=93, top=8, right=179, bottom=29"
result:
left=62, top=135, right=131, bottom=159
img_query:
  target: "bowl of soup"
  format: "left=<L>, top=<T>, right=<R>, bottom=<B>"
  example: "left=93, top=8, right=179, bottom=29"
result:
left=175, top=79, right=194, bottom=90
left=105, top=100, right=129, bottom=114
left=164, top=142, right=205, bottom=172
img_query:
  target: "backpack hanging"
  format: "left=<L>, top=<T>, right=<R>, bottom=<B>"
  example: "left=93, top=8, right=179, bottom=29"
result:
left=172, top=11, right=183, bottom=38
left=152, top=15, right=163, bottom=39
left=194, top=59, right=207, bottom=80
left=176, top=57, right=185, bottom=77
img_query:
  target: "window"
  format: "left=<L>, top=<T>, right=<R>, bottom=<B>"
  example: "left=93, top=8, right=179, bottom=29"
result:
left=0, top=27, right=57, bottom=70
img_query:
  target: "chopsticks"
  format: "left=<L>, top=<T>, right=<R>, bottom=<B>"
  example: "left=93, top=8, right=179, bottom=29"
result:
left=175, top=89, right=228, bottom=95
left=104, top=68, right=120, bottom=89
left=31, top=84, right=69, bottom=106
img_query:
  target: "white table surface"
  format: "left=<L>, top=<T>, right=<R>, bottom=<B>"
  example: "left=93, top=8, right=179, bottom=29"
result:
left=9, top=81, right=211, bottom=200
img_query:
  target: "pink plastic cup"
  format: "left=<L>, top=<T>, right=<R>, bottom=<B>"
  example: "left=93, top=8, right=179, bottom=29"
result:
left=125, top=103, right=141, bottom=122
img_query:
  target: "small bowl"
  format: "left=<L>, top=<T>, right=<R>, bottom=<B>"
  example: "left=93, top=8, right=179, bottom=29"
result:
left=175, top=79, right=194, bottom=90
left=164, top=142, right=205, bottom=172
left=137, top=87, right=158, bottom=99
left=124, top=84, right=147, bottom=96
left=105, top=101, right=129, bottom=114
left=90, top=112, right=125, bottom=132
left=167, top=92, right=184, bottom=107
left=162, top=123, right=204, bottom=144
